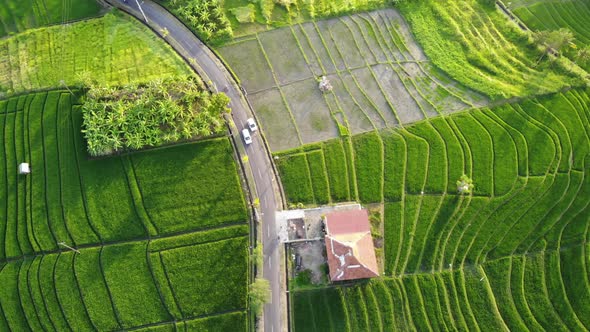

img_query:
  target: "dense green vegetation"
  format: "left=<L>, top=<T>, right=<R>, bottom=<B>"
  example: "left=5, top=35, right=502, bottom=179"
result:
left=0, top=11, right=190, bottom=97
left=82, top=77, right=230, bottom=156
left=0, top=0, right=102, bottom=37
left=509, top=0, right=590, bottom=71
left=160, top=0, right=389, bottom=39
left=158, top=0, right=233, bottom=43
left=280, top=89, right=590, bottom=330
left=0, top=90, right=249, bottom=330
left=398, top=0, right=584, bottom=99
left=222, top=0, right=388, bottom=36
left=160, top=236, right=249, bottom=317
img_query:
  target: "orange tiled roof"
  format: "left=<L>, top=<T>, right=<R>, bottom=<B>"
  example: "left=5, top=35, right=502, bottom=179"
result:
left=324, top=209, right=379, bottom=281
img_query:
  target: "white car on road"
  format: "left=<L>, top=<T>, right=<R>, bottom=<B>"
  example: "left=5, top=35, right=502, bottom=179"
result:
left=242, top=128, right=253, bottom=145
left=247, top=118, right=258, bottom=132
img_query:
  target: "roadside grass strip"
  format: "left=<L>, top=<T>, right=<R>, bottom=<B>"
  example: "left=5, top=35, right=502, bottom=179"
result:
left=0, top=101, right=6, bottom=259
left=282, top=89, right=590, bottom=330
left=0, top=90, right=250, bottom=330
left=218, top=8, right=482, bottom=151
left=0, top=11, right=190, bottom=96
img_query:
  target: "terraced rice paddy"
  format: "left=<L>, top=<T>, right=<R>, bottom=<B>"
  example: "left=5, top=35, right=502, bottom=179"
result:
left=0, top=91, right=250, bottom=330
left=218, top=9, right=486, bottom=151
left=277, top=88, right=590, bottom=330
left=0, top=0, right=102, bottom=37
left=399, top=0, right=582, bottom=99
left=294, top=243, right=590, bottom=331
left=0, top=12, right=190, bottom=96
left=508, top=0, right=590, bottom=70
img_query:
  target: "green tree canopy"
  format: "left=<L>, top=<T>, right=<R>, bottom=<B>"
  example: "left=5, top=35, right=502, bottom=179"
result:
left=249, top=278, right=270, bottom=315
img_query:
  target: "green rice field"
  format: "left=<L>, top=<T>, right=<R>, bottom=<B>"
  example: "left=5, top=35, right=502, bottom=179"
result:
left=398, top=0, right=584, bottom=100
left=278, top=88, right=590, bottom=330
left=0, top=0, right=103, bottom=37
left=0, top=11, right=190, bottom=96
left=0, top=90, right=250, bottom=330
left=1, top=0, right=589, bottom=330
left=508, top=0, right=590, bottom=70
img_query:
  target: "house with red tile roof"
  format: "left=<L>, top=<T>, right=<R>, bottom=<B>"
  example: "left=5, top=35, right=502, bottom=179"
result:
left=324, top=209, right=379, bottom=282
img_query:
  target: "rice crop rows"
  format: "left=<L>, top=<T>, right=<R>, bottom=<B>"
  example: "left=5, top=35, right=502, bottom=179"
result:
left=293, top=242, right=590, bottom=332
left=281, top=89, right=590, bottom=330
left=399, top=0, right=583, bottom=99
left=279, top=88, right=590, bottom=266
left=0, top=0, right=102, bottom=38
left=218, top=9, right=485, bottom=151
left=510, top=0, right=590, bottom=70
left=0, top=11, right=190, bottom=96
left=0, top=226, right=249, bottom=331
left=0, top=90, right=250, bottom=330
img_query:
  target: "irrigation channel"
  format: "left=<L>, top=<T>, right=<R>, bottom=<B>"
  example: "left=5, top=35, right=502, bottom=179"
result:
left=105, top=0, right=287, bottom=331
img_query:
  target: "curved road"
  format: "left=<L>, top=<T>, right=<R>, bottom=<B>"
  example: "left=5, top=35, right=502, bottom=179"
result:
left=105, top=1, right=285, bottom=331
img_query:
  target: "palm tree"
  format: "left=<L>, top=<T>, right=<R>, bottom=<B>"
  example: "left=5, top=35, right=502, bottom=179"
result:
left=126, top=133, right=144, bottom=150
left=110, top=135, right=123, bottom=151
left=199, top=10, right=210, bottom=22
left=181, top=125, right=193, bottom=139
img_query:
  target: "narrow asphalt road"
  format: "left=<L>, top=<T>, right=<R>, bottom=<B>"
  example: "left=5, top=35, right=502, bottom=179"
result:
left=105, top=1, right=285, bottom=331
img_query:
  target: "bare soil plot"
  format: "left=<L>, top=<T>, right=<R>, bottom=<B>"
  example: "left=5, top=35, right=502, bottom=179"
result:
left=219, top=38, right=275, bottom=92
left=327, top=74, right=375, bottom=133
left=282, top=79, right=340, bottom=145
left=218, top=8, right=485, bottom=151
left=258, top=28, right=314, bottom=85
left=249, top=88, right=301, bottom=150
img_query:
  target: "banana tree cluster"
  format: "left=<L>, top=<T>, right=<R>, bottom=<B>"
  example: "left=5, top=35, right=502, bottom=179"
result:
left=163, top=0, right=233, bottom=43
left=81, top=76, right=230, bottom=156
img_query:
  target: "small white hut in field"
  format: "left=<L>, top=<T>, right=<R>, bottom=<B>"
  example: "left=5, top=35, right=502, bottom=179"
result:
left=18, top=163, right=30, bottom=175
